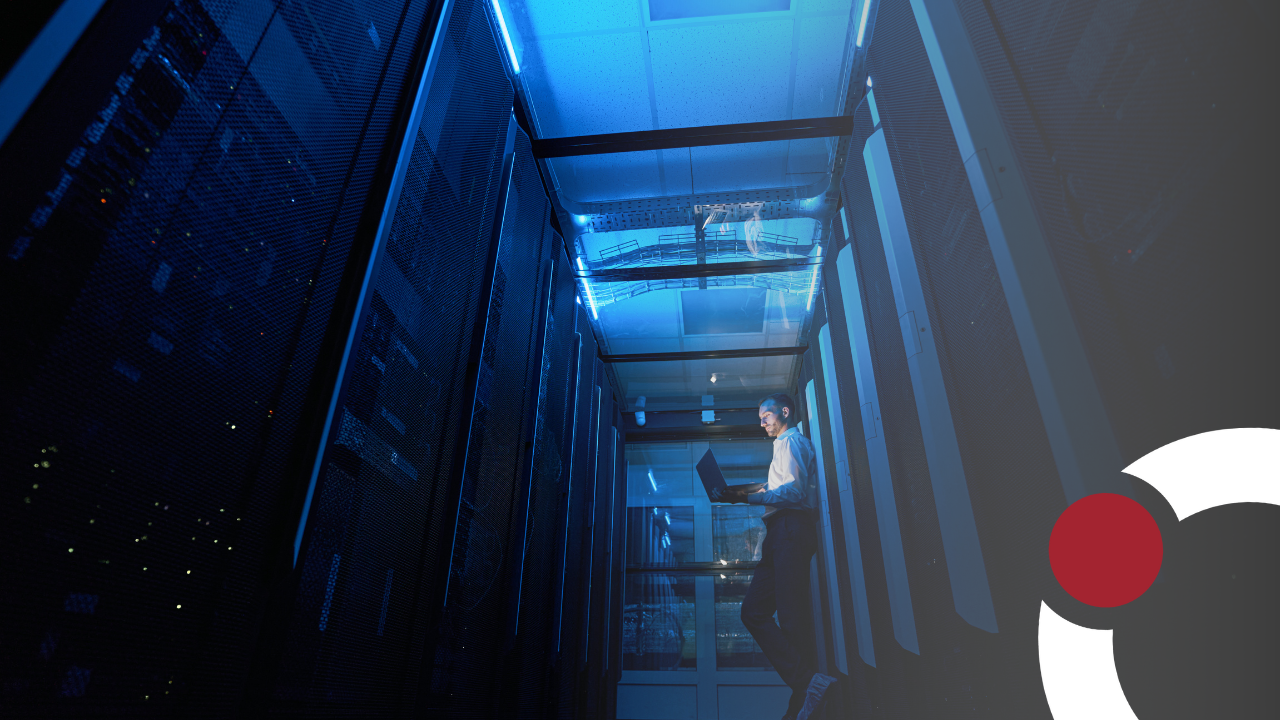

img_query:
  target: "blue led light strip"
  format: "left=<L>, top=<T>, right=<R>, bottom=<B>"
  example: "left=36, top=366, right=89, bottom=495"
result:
left=492, top=0, right=519, bottom=73
left=857, top=0, right=872, bottom=47
left=806, top=245, right=822, bottom=311
left=577, top=258, right=599, bottom=319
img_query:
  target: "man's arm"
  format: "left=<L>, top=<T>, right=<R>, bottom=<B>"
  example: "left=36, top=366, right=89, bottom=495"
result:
left=747, top=436, right=809, bottom=508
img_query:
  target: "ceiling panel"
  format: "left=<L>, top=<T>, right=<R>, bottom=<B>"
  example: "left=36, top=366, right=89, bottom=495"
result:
left=647, top=18, right=794, bottom=129
left=521, top=0, right=642, bottom=36
left=794, top=14, right=853, bottom=119
left=518, top=30, right=652, bottom=137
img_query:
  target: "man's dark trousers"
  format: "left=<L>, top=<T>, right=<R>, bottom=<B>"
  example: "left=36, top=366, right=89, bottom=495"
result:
left=741, top=510, right=819, bottom=717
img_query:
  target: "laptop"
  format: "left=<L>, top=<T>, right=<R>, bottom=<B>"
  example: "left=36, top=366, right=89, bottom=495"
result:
left=696, top=449, right=729, bottom=498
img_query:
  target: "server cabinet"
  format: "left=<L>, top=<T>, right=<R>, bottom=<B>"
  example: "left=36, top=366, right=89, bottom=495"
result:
left=0, top=0, right=446, bottom=715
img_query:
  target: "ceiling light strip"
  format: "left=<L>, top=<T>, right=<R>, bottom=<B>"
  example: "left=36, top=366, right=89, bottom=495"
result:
left=807, top=246, right=823, bottom=311
left=857, top=0, right=873, bottom=48
left=577, top=258, right=599, bottom=319
left=492, top=0, right=519, bottom=73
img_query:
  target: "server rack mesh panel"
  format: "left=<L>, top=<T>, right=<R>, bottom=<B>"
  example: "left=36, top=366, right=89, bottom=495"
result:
left=555, top=308, right=602, bottom=717
left=580, top=364, right=618, bottom=717
left=423, top=125, right=550, bottom=715
left=811, top=272, right=895, bottom=718
left=0, top=0, right=434, bottom=715
left=508, top=245, right=580, bottom=715
left=838, top=0, right=1067, bottom=715
left=953, top=0, right=1278, bottom=459
left=269, top=0, right=518, bottom=713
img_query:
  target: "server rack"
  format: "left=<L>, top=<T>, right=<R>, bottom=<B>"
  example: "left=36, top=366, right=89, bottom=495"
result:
left=0, top=0, right=623, bottom=717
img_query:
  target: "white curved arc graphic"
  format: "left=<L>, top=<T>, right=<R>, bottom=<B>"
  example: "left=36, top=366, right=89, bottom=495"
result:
left=1039, top=601, right=1138, bottom=720
left=1041, top=428, right=1279, bottom=718
left=1122, top=428, right=1280, bottom=520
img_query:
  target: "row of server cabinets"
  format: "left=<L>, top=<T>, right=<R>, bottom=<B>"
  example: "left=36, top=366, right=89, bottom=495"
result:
left=0, top=0, right=629, bottom=717
left=741, top=1, right=1276, bottom=718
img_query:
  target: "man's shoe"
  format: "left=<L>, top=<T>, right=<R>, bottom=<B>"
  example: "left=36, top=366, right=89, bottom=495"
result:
left=795, top=672, right=837, bottom=720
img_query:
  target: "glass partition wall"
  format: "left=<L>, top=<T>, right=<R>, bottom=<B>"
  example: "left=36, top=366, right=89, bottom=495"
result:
left=622, top=440, right=788, bottom=715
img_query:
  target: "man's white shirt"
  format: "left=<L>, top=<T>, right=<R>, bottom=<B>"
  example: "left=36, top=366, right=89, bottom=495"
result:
left=747, top=426, right=819, bottom=519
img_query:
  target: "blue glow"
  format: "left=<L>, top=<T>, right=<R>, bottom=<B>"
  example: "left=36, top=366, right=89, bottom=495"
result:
left=806, top=245, right=822, bottom=311
left=856, top=0, right=871, bottom=47
left=492, top=0, right=520, bottom=74
left=574, top=214, right=589, bottom=224
left=664, top=511, right=671, bottom=525
left=577, top=258, right=599, bottom=320
left=648, top=469, right=658, bottom=492
left=867, top=76, right=873, bottom=87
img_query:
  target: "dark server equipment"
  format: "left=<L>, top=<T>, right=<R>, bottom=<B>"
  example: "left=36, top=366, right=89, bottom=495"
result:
left=0, top=0, right=445, bottom=714
left=0, top=0, right=620, bottom=717
left=821, top=0, right=1278, bottom=717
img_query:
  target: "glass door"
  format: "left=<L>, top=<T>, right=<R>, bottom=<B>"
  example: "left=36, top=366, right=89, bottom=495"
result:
left=618, top=440, right=793, bottom=720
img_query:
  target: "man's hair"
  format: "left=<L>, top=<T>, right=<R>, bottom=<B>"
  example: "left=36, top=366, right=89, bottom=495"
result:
left=759, top=393, right=797, bottom=422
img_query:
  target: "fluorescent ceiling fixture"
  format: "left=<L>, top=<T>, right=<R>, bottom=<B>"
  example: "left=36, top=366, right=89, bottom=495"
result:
left=650, top=0, right=790, bottom=22
left=807, top=246, right=822, bottom=311
left=856, top=0, right=872, bottom=47
left=577, top=258, right=599, bottom=319
left=492, top=0, right=519, bottom=73
left=648, top=469, right=658, bottom=492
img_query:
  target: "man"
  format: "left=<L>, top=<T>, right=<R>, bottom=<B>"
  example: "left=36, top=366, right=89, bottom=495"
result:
left=711, top=393, right=838, bottom=720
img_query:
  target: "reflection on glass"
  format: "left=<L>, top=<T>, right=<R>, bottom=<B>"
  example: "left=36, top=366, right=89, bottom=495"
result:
left=626, top=444, right=696, bottom=498
left=715, top=573, right=770, bottom=669
left=713, top=505, right=766, bottom=564
left=623, top=573, right=696, bottom=671
left=626, top=506, right=695, bottom=567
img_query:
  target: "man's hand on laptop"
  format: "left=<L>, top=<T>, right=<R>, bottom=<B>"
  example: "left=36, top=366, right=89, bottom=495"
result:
left=711, top=485, right=755, bottom=504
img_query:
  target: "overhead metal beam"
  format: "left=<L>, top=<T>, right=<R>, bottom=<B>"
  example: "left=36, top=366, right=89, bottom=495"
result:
left=532, top=116, right=855, bottom=158
left=600, top=346, right=807, bottom=364
left=577, top=258, right=819, bottom=282
left=625, top=424, right=769, bottom=444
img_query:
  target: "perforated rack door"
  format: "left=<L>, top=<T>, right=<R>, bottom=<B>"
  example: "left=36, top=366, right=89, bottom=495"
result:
left=271, top=0, right=522, bottom=713
left=0, top=0, right=439, bottom=715
left=837, top=0, right=1097, bottom=716
left=952, top=0, right=1278, bottom=462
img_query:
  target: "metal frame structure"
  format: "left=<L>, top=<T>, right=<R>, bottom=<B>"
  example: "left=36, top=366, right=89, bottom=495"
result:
left=532, top=116, right=855, bottom=158
left=600, top=346, right=807, bottom=364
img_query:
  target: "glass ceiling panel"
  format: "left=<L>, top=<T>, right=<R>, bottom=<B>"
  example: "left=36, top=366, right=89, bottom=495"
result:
left=505, top=0, right=858, bottom=138
left=549, top=138, right=833, bottom=204
left=592, top=286, right=806, bottom=407
left=613, top=354, right=799, bottom=409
